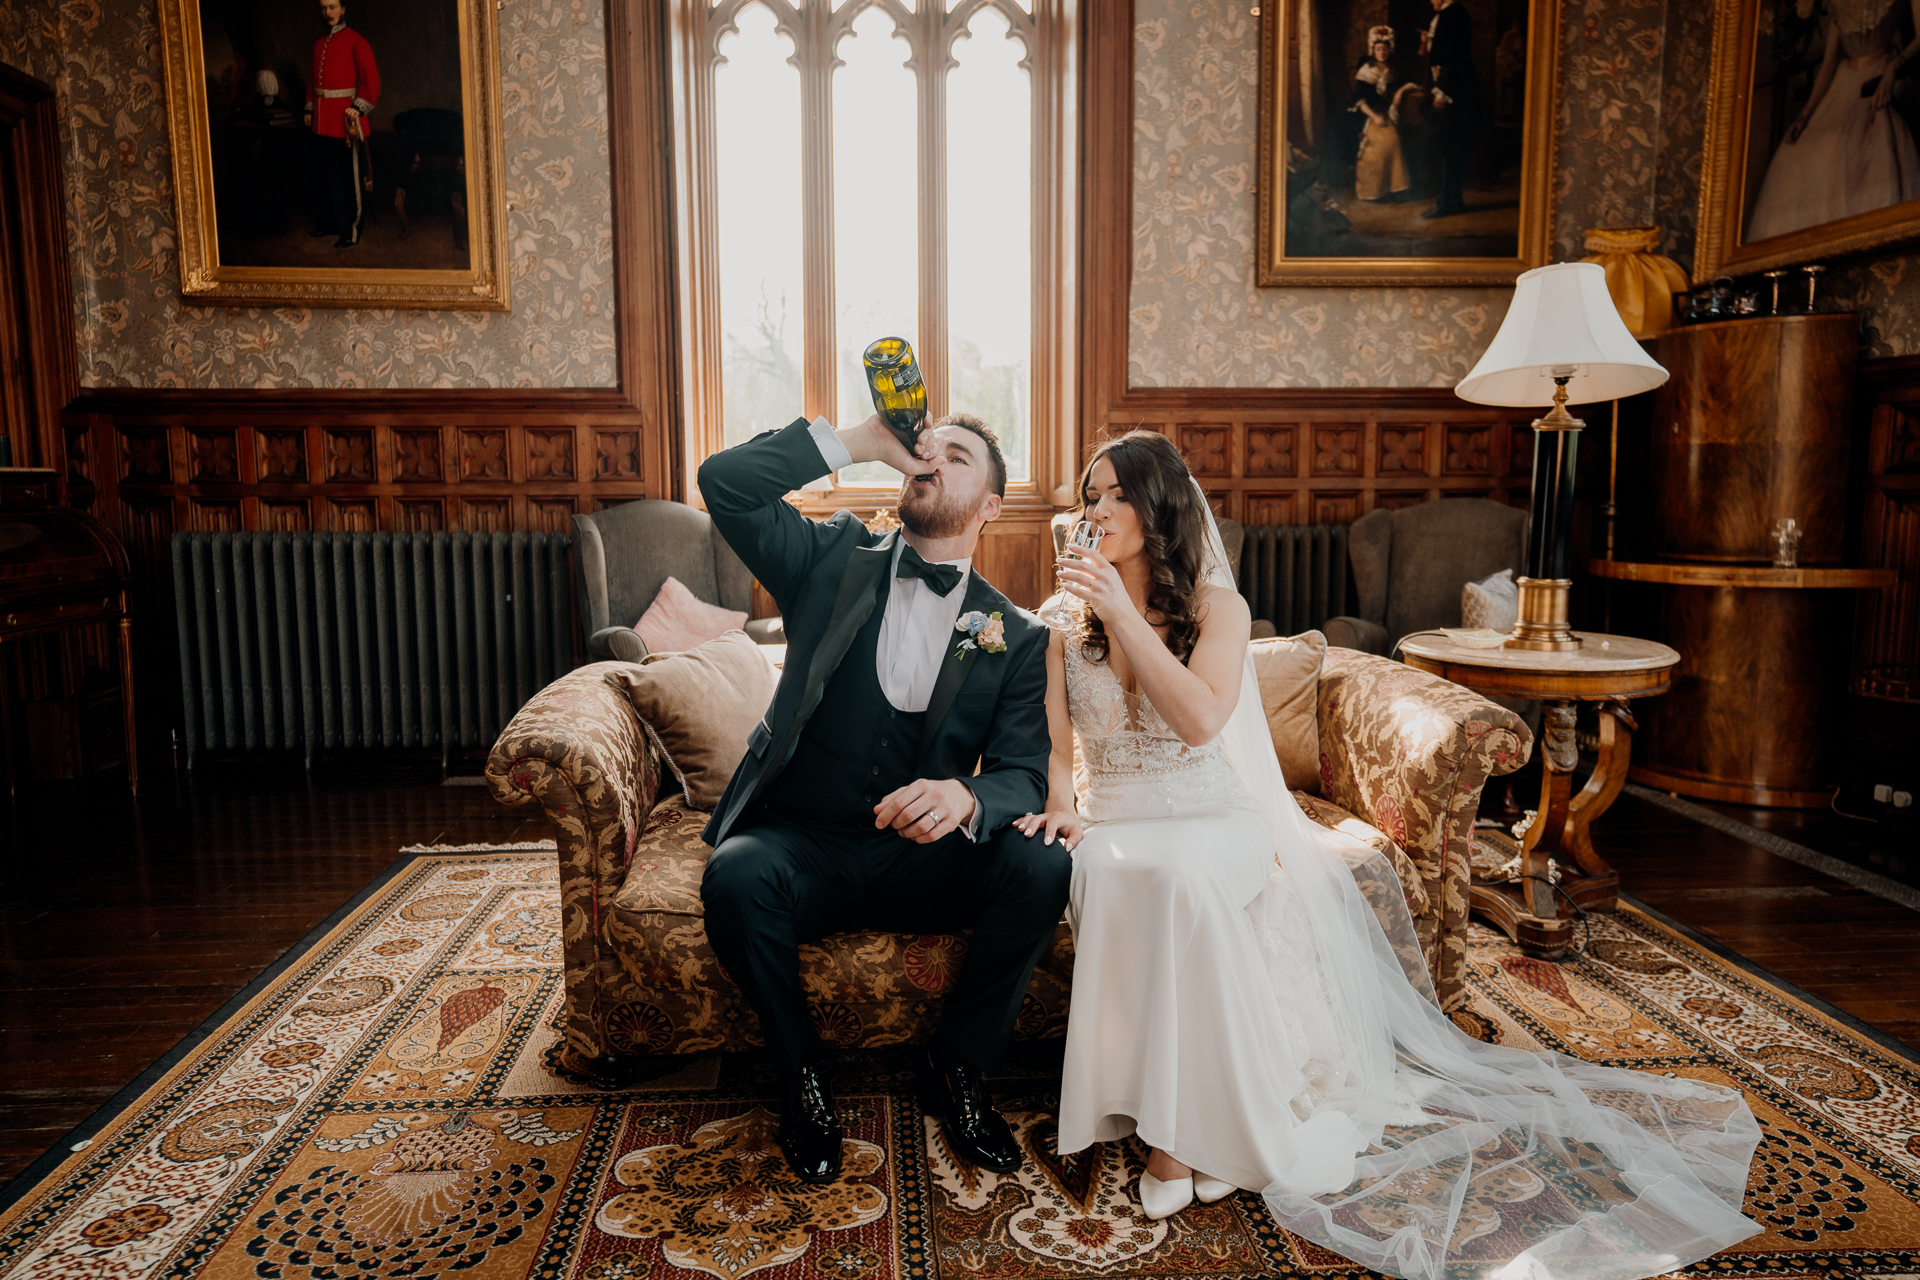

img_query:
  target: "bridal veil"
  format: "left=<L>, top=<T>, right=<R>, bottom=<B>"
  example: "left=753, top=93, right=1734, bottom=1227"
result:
left=1190, top=481, right=1761, bottom=1280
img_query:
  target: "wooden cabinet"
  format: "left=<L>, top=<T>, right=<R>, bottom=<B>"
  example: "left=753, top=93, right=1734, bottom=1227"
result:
left=1607, top=314, right=1883, bottom=807
left=0, top=469, right=137, bottom=798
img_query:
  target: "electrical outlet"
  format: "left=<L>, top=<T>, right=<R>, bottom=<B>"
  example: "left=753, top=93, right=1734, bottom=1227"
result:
left=1874, top=784, right=1893, bottom=803
left=1896, top=791, right=1914, bottom=809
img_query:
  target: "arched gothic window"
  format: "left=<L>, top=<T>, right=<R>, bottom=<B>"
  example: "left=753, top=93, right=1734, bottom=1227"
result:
left=670, top=0, right=1076, bottom=499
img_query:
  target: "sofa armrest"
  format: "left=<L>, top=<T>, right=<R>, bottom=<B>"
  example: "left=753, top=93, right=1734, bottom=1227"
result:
left=1315, top=647, right=1531, bottom=884
left=1324, top=615, right=1388, bottom=654
left=1315, top=648, right=1531, bottom=1010
left=588, top=625, right=648, bottom=662
left=744, top=616, right=785, bottom=644
left=487, top=662, right=666, bottom=943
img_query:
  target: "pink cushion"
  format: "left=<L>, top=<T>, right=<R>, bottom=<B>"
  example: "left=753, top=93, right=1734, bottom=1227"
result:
left=634, top=577, right=748, bottom=655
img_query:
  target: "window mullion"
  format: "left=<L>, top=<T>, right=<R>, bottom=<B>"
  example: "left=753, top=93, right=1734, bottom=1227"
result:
left=674, top=0, right=728, bottom=499
left=798, top=3, right=837, bottom=423
left=1034, top=0, right=1074, bottom=505
left=918, top=4, right=950, bottom=421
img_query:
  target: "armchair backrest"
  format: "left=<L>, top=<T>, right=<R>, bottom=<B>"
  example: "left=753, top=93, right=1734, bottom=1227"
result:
left=1347, top=499, right=1529, bottom=642
left=571, top=500, right=756, bottom=638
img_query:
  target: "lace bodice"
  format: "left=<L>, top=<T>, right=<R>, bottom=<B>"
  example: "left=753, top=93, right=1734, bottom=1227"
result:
left=1064, top=639, right=1251, bottom=822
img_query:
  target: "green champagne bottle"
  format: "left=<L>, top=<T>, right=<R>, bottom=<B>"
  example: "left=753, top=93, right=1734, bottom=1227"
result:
left=862, top=337, right=928, bottom=453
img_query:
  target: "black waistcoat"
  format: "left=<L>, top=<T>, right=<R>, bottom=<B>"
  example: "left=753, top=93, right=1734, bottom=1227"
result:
left=757, top=577, right=928, bottom=828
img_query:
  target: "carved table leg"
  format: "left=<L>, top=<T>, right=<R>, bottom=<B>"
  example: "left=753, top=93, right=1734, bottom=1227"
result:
left=1555, top=699, right=1635, bottom=909
left=1471, top=701, right=1583, bottom=959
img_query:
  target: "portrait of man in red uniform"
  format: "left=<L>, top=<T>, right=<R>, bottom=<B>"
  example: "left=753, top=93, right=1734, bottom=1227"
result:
left=195, top=0, right=474, bottom=274
left=303, top=0, right=380, bottom=248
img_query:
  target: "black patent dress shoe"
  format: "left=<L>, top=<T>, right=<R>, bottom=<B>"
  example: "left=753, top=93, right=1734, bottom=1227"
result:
left=779, top=1064, right=843, bottom=1185
left=921, top=1045, right=1021, bottom=1174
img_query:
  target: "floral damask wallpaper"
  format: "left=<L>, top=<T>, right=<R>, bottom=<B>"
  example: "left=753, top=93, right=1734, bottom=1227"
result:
left=1132, top=0, right=1920, bottom=382
left=0, top=0, right=617, bottom=388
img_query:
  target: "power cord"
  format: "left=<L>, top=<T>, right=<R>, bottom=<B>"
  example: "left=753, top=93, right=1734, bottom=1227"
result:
left=1390, top=629, right=1452, bottom=660
left=1828, top=784, right=1880, bottom=823
left=1486, top=872, right=1593, bottom=962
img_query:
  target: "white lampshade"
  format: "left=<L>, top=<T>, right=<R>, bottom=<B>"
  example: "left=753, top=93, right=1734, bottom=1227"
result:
left=1455, top=262, right=1669, bottom=407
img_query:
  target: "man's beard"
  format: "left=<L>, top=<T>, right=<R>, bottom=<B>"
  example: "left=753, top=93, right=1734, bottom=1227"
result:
left=897, top=483, right=974, bottom=540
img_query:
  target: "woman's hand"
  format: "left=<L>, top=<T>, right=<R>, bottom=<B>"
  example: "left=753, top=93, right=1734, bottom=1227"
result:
left=1873, top=65, right=1899, bottom=113
left=1014, top=808, right=1086, bottom=850
left=1786, top=108, right=1813, bottom=142
left=1054, top=544, right=1136, bottom=623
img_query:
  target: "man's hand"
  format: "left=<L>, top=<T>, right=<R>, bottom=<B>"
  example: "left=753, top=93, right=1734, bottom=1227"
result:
left=835, top=411, right=938, bottom=477
left=874, top=777, right=977, bottom=844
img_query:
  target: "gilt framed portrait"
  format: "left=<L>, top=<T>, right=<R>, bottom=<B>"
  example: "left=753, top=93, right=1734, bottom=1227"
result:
left=1695, top=0, right=1920, bottom=281
left=1254, top=0, right=1561, bottom=287
left=157, top=0, right=509, bottom=309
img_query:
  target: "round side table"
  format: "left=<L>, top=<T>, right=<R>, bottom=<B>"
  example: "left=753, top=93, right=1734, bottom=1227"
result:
left=1399, top=632, right=1680, bottom=960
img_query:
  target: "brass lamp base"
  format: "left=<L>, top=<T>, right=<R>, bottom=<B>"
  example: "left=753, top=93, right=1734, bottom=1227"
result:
left=1504, top=577, right=1582, bottom=651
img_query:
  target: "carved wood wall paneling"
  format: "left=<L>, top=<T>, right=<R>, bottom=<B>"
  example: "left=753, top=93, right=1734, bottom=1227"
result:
left=1082, top=400, right=1536, bottom=527
left=1853, top=355, right=1920, bottom=706
left=82, top=417, right=661, bottom=546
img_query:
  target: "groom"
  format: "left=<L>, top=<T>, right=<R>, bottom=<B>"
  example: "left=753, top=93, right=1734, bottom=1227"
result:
left=698, top=409, right=1068, bottom=1186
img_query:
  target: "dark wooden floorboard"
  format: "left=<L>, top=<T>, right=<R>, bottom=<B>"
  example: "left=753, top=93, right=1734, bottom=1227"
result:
left=1595, top=792, right=1920, bottom=1048
left=2, top=767, right=1916, bottom=1189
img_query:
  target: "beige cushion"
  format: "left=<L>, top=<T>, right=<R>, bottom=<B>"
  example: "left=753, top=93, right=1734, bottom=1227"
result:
left=603, top=631, right=776, bottom=808
left=1249, top=630, right=1325, bottom=792
left=634, top=575, right=749, bottom=655
left=1461, top=568, right=1519, bottom=631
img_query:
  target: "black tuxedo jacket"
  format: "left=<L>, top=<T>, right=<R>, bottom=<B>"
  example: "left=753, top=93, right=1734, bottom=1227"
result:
left=697, top=419, right=1050, bottom=848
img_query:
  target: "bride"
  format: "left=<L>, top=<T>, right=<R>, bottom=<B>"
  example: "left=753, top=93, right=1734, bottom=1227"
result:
left=1013, top=431, right=1761, bottom=1280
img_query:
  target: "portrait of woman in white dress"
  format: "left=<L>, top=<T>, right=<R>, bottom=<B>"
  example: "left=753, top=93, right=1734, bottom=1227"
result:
left=1015, top=430, right=1764, bottom=1280
left=1746, top=0, right=1920, bottom=241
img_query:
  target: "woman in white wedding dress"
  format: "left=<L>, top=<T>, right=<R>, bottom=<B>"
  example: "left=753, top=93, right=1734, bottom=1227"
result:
left=1014, top=431, right=1762, bottom=1280
left=1746, top=0, right=1920, bottom=241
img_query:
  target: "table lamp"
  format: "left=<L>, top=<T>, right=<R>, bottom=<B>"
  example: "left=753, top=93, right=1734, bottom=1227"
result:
left=1455, top=262, right=1669, bottom=650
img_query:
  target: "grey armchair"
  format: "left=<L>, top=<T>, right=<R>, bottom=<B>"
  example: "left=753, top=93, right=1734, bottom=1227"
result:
left=572, top=500, right=782, bottom=662
left=1323, top=499, right=1528, bottom=655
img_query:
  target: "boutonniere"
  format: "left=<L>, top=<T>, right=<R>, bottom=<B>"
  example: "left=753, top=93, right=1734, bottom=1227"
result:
left=954, top=610, right=1007, bottom=660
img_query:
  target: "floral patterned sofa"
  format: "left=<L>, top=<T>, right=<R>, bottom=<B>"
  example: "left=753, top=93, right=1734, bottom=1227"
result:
left=485, top=648, right=1530, bottom=1075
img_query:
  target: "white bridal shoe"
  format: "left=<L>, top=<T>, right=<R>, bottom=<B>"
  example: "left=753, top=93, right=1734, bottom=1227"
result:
left=1137, top=1171, right=1194, bottom=1220
left=1194, top=1173, right=1235, bottom=1203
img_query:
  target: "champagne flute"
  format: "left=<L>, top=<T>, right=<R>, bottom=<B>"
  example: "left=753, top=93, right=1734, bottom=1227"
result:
left=1038, top=521, right=1103, bottom=630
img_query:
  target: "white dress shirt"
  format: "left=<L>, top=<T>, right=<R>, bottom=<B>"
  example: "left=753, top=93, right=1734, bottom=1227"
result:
left=808, top=416, right=982, bottom=837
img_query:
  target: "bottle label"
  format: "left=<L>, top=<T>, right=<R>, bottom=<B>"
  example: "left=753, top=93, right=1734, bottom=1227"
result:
left=888, top=361, right=921, bottom=393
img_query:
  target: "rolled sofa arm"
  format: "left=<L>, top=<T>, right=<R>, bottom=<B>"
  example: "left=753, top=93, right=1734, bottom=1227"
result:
left=588, top=625, right=648, bottom=662
left=1324, top=615, right=1389, bottom=654
left=1315, top=647, right=1531, bottom=886
left=1315, top=647, right=1531, bottom=1011
left=487, top=662, right=665, bottom=939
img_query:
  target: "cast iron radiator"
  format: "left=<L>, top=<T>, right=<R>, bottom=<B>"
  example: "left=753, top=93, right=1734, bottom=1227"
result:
left=1234, top=523, right=1351, bottom=635
left=170, top=532, right=572, bottom=768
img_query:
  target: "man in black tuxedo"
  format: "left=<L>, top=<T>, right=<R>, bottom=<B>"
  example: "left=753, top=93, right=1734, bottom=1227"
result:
left=1421, top=0, right=1480, bottom=219
left=698, top=409, right=1068, bottom=1185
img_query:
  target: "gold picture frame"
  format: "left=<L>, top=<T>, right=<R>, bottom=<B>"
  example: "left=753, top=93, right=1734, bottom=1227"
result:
left=1254, top=0, right=1560, bottom=287
left=1695, top=0, right=1920, bottom=282
left=157, top=0, right=509, bottom=310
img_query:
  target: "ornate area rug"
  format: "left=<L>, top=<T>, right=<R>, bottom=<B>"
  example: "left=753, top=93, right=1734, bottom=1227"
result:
left=3, top=848, right=1917, bottom=1279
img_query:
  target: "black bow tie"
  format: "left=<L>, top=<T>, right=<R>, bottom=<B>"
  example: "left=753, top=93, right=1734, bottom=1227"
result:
left=896, top=544, right=963, bottom=596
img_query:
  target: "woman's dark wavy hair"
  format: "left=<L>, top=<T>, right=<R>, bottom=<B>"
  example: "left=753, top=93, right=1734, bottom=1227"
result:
left=1074, top=430, right=1213, bottom=666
